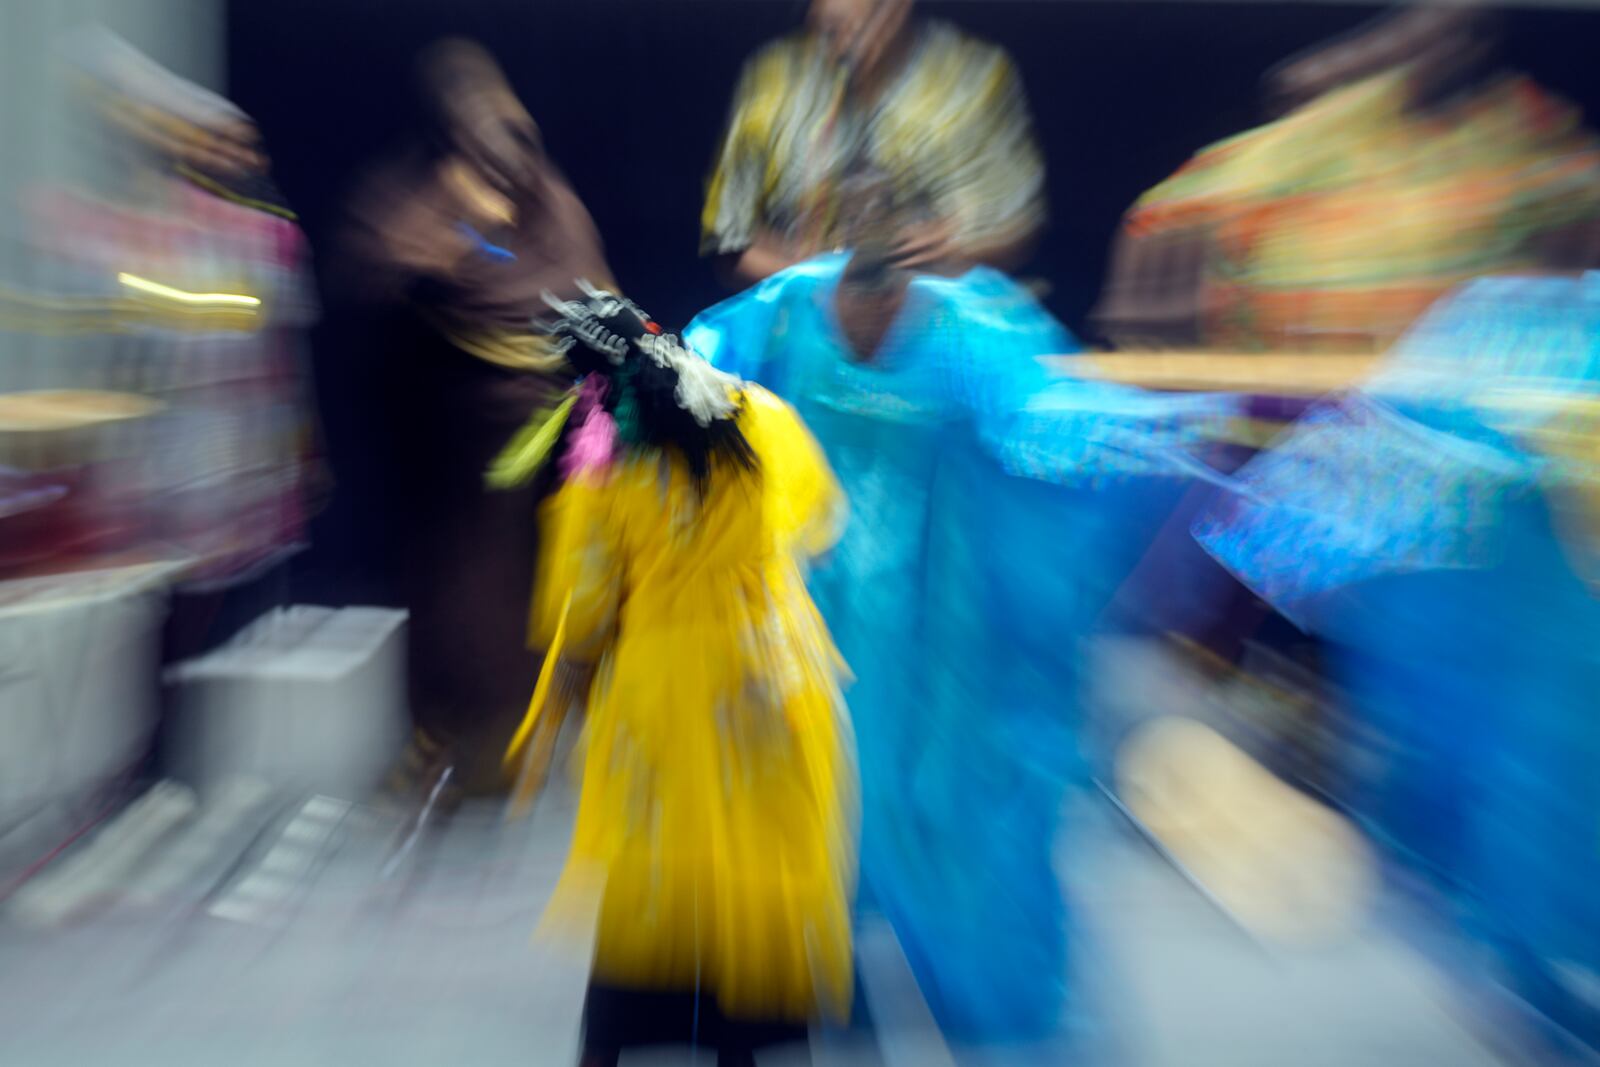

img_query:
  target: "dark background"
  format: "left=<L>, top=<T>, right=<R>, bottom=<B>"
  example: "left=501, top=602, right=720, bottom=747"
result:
left=227, top=0, right=1600, bottom=604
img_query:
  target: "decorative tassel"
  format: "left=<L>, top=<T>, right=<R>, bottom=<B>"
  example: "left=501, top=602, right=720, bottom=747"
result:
left=560, top=375, right=618, bottom=479
left=504, top=592, right=571, bottom=821
left=611, top=361, right=643, bottom=444
left=486, top=392, right=577, bottom=490
left=638, top=332, right=739, bottom=426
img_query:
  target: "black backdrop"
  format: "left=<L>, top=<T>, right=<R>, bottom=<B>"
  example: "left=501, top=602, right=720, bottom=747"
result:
left=227, top=0, right=1600, bottom=605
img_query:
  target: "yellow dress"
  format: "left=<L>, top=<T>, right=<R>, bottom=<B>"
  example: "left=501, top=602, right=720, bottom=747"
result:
left=522, top=385, right=855, bottom=1024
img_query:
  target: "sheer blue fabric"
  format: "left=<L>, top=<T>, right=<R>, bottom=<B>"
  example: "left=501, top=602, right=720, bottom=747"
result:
left=1196, top=273, right=1600, bottom=624
left=1193, top=273, right=1600, bottom=1038
left=687, top=256, right=1236, bottom=1041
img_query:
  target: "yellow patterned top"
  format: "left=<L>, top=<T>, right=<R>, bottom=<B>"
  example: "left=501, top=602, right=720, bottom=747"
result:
left=703, top=22, right=1044, bottom=257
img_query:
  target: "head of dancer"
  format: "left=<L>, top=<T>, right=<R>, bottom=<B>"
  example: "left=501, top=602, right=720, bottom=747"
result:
left=535, top=285, right=758, bottom=493
left=808, top=0, right=915, bottom=89
left=418, top=38, right=548, bottom=204
left=1263, top=4, right=1502, bottom=116
left=833, top=178, right=940, bottom=358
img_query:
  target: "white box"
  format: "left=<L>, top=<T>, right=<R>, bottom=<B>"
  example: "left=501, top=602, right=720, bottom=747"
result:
left=164, top=606, right=407, bottom=798
left=0, top=562, right=182, bottom=822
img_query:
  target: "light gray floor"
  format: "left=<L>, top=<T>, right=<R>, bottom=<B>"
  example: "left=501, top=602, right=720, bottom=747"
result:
left=0, top=772, right=1513, bottom=1067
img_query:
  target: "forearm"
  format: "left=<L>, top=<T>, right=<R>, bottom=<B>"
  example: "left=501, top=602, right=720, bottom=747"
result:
left=963, top=224, right=1039, bottom=275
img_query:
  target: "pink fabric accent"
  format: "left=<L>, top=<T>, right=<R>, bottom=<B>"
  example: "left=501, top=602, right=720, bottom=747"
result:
left=560, top=375, right=618, bottom=479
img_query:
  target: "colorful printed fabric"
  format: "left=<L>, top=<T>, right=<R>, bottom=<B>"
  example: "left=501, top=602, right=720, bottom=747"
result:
left=1102, top=69, right=1600, bottom=351
left=702, top=22, right=1044, bottom=257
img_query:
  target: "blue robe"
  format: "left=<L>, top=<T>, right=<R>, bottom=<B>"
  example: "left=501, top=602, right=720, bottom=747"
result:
left=1195, top=272, right=1600, bottom=1040
left=687, top=256, right=1236, bottom=1041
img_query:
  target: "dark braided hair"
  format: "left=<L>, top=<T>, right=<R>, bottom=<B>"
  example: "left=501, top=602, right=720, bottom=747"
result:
left=543, top=285, right=757, bottom=493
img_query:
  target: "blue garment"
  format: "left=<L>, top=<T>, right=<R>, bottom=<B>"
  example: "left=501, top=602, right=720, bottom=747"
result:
left=687, top=256, right=1236, bottom=1041
left=1194, top=273, right=1600, bottom=1041
left=1197, top=273, right=1600, bottom=624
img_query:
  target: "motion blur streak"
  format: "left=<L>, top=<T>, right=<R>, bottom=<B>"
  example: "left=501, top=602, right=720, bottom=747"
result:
left=1, top=3, right=1598, bottom=1067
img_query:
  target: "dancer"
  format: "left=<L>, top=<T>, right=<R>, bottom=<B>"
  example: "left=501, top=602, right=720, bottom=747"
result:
left=335, top=39, right=612, bottom=800
left=1194, top=264, right=1600, bottom=1040
left=686, top=218, right=1236, bottom=1041
left=495, top=287, right=856, bottom=1067
left=703, top=0, right=1044, bottom=286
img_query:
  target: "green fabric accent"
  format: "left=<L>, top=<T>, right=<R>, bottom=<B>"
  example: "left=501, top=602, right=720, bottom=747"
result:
left=611, top=363, right=643, bottom=445
left=485, top=393, right=577, bottom=490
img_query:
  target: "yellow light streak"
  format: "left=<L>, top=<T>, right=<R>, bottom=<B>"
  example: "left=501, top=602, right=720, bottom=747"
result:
left=116, top=272, right=260, bottom=308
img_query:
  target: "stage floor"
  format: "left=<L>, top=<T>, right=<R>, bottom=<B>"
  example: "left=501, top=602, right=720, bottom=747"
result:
left=0, top=772, right=1512, bottom=1067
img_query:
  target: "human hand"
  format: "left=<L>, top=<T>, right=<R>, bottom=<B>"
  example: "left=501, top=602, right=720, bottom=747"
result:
left=889, top=216, right=959, bottom=270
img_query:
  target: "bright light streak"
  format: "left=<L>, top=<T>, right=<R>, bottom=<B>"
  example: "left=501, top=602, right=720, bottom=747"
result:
left=117, top=272, right=260, bottom=308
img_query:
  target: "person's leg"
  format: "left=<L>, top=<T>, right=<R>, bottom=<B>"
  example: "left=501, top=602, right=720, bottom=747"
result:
left=715, top=1014, right=811, bottom=1067
left=578, top=982, right=624, bottom=1067
left=578, top=998, right=621, bottom=1067
left=731, top=1048, right=816, bottom=1066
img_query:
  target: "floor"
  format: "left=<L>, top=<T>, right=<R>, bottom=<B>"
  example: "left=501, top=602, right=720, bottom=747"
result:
left=0, top=767, right=1519, bottom=1067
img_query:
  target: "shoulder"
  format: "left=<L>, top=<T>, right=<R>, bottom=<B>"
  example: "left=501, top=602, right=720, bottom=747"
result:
left=767, top=253, right=849, bottom=292
left=754, top=31, right=817, bottom=70
left=918, top=267, right=1079, bottom=349
left=738, top=32, right=817, bottom=94
left=688, top=254, right=844, bottom=335
left=918, top=265, right=1042, bottom=314
left=919, top=21, right=1020, bottom=86
left=736, top=384, right=808, bottom=446
left=738, top=382, right=795, bottom=423
left=736, top=383, right=836, bottom=490
left=721, top=33, right=818, bottom=144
